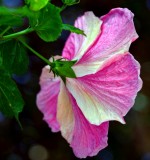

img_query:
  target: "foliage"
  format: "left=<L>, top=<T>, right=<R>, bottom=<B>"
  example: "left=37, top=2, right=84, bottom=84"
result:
left=0, top=0, right=83, bottom=123
left=0, top=70, right=24, bottom=119
left=32, top=3, right=63, bottom=42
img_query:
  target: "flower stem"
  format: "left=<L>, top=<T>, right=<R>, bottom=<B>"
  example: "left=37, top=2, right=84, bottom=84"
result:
left=60, top=4, right=67, bottom=12
left=0, top=26, right=11, bottom=36
left=1, top=27, right=34, bottom=40
left=19, top=39, right=52, bottom=66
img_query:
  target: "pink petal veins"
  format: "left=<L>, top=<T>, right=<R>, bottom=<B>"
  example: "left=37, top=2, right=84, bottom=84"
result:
left=67, top=53, right=142, bottom=125
left=62, top=12, right=102, bottom=61
left=36, top=66, right=60, bottom=132
left=72, top=8, right=139, bottom=76
left=57, top=81, right=109, bottom=158
left=71, top=97, right=109, bottom=158
left=36, top=8, right=142, bottom=159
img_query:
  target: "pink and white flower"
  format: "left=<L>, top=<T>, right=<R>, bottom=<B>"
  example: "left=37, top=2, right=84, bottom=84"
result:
left=36, top=8, right=142, bottom=158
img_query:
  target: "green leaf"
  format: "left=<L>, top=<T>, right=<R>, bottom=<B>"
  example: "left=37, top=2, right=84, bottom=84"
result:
left=0, top=70, right=24, bottom=119
left=0, top=7, right=23, bottom=26
left=0, top=6, right=39, bottom=26
left=62, top=24, right=86, bottom=36
left=31, top=3, right=62, bottom=42
left=0, top=5, right=40, bottom=27
left=62, top=0, right=80, bottom=6
left=0, top=39, right=29, bottom=75
left=0, top=15, right=22, bottom=26
left=0, top=6, right=32, bottom=17
left=25, top=0, right=49, bottom=11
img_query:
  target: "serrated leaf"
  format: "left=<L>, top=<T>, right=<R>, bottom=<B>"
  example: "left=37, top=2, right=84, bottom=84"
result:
left=62, top=0, right=80, bottom=6
left=0, top=71, right=24, bottom=118
left=62, top=24, right=86, bottom=36
left=31, top=3, right=62, bottom=42
left=25, top=0, right=49, bottom=11
left=0, top=40, right=29, bottom=75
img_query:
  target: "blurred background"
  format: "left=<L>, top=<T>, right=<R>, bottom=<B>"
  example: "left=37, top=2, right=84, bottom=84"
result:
left=0, top=0, right=150, bottom=160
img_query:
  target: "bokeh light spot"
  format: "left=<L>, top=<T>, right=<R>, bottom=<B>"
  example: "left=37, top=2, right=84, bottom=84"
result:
left=2, top=0, right=23, bottom=7
left=28, top=144, right=49, bottom=160
left=142, top=152, right=150, bottom=160
left=13, top=72, right=31, bottom=85
left=133, top=93, right=149, bottom=111
left=0, top=112, right=6, bottom=122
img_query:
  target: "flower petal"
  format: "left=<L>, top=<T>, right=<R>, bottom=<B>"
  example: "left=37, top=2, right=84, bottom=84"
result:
left=74, top=8, right=139, bottom=77
left=62, top=12, right=102, bottom=61
left=57, top=80, right=75, bottom=142
left=67, top=53, right=142, bottom=125
left=36, top=67, right=60, bottom=132
left=70, top=97, right=109, bottom=158
left=57, top=81, right=109, bottom=158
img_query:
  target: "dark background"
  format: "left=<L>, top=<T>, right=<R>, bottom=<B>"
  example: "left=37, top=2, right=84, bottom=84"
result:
left=0, top=0, right=150, bottom=160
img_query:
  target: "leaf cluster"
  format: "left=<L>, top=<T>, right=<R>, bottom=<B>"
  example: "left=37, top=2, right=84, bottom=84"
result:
left=0, top=39, right=27, bottom=123
left=0, top=0, right=84, bottom=124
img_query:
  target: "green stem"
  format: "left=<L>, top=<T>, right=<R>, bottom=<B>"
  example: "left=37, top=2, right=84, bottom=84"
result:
left=19, top=39, right=52, bottom=66
left=60, top=4, right=67, bottom=12
left=15, top=115, right=23, bottom=130
left=1, top=28, right=34, bottom=40
left=0, top=26, right=11, bottom=36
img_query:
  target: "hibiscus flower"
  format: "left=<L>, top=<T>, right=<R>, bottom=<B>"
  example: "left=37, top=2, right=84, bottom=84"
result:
left=36, top=8, right=142, bottom=158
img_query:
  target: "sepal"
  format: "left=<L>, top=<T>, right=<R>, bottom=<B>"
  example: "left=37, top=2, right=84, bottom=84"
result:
left=51, top=58, right=77, bottom=83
